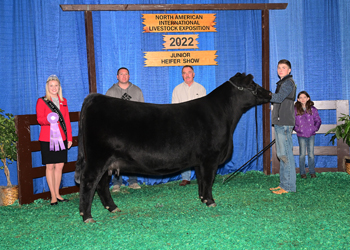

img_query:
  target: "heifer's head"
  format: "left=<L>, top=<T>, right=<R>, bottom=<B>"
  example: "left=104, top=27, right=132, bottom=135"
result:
left=229, top=73, right=271, bottom=106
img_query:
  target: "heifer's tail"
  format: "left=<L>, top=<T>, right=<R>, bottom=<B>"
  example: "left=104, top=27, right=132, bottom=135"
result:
left=75, top=93, right=101, bottom=184
left=75, top=95, right=93, bottom=184
left=74, top=114, right=85, bottom=184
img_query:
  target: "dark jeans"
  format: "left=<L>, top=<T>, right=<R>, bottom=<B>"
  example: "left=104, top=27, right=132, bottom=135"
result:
left=298, top=135, right=315, bottom=175
left=112, top=175, right=138, bottom=186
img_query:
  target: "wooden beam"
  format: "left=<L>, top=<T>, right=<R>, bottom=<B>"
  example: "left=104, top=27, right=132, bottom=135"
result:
left=261, top=9, right=271, bottom=175
left=293, top=146, right=337, bottom=156
left=32, top=186, right=79, bottom=203
left=297, top=168, right=339, bottom=173
left=85, top=11, right=97, bottom=93
left=30, top=161, right=77, bottom=179
left=61, top=4, right=288, bottom=11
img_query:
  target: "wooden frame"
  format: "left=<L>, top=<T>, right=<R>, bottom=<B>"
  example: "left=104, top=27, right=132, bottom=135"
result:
left=15, top=112, right=80, bottom=205
left=271, top=100, right=349, bottom=174
left=60, top=3, right=288, bottom=174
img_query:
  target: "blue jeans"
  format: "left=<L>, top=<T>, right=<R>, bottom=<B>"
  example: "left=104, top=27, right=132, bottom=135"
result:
left=112, top=175, right=138, bottom=186
left=298, top=135, right=315, bottom=175
left=274, top=125, right=296, bottom=192
left=181, top=169, right=191, bottom=181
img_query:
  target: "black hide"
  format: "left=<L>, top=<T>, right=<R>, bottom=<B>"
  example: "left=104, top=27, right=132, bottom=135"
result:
left=75, top=72, right=271, bottom=222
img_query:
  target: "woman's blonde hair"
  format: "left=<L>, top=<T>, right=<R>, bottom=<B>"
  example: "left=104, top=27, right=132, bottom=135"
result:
left=45, top=75, right=63, bottom=101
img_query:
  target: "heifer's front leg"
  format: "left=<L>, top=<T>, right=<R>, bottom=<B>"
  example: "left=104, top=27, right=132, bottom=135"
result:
left=96, top=171, right=121, bottom=213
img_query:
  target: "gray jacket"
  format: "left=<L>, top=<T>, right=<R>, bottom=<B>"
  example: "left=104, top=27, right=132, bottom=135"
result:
left=105, top=82, right=144, bottom=102
left=271, top=75, right=296, bottom=126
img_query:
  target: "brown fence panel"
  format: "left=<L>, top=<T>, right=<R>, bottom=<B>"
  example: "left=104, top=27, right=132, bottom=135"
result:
left=15, top=112, right=80, bottom=205
left=271, top=100, right=349, bottom=174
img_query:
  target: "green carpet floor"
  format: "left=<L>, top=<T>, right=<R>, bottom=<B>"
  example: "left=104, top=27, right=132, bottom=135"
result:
left=1, top=171, right=350, bottom=249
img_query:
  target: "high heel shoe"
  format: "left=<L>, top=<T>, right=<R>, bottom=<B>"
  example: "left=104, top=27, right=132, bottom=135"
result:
left=51, top=202, right=58, bottom=206
left=57, top=198, right=69, bottom=202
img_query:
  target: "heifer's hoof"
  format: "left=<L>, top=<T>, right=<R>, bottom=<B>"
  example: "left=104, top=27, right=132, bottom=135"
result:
left=84, top=218, right=96, bottom=223
left=80, top=212, right=84, bottom=216
left=208, top=203, right=217, bottom=207
left=111, top=207, right=122, bottom=213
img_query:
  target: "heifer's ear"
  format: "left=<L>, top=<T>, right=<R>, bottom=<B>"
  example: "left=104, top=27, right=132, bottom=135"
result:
left=243, top=74, right=254, bottom=86
left=247, top=74, right=254, bottom=79
left=233, top=72, right=242, bottom=78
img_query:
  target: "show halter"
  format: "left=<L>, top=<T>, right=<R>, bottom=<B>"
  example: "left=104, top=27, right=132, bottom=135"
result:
left=228, top=79, right=258, bottom=96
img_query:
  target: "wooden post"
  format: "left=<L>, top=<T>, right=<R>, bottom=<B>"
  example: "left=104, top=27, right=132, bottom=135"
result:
left=85, top=11, right=97, bottom=93
left=261, top=9, right=271, bottom=175
left=15, top=115, right=37, bottom=204
left=336, top=100, right=350, bottom=171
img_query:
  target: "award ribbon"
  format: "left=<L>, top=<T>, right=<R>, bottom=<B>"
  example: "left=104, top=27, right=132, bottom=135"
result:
left=47, top=112, right=66, bottom=151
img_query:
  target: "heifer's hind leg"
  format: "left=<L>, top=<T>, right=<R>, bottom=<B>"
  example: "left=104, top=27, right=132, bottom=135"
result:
left=96, top=171, right=121, bottom=213
left=79, top=177, right=99, bottom=223
left=194, top=166, right=204, bottom=200
left=79, top=160, right=111, bottom=222
left=199, top=164, right=218, bottom=207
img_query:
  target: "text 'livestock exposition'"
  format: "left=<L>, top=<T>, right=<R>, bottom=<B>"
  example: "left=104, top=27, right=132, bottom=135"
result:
left=143, top=14, right=216, bottom=33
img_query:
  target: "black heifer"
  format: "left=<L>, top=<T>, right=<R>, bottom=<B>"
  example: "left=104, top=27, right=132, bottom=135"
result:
left=75, top=72, right=271, bottom=222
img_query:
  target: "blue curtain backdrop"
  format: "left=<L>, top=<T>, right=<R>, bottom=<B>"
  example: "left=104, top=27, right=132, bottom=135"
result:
left=0, top=0, right=349, bottom=193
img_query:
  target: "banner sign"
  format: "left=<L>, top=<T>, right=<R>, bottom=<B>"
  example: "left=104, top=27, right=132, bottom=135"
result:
left=143, top=14, right=216, bottom=33
left=163, top=35, right=199, bottom=50
left=144, top=51, right=217, bottom=67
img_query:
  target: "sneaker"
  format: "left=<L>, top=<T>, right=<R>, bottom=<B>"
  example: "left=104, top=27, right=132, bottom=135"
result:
left=301, top=174, right=307, bottom=179
left=112, top=185, right=120, bottom=192
left=129, top=183, right=141, bottom=189
left=310, top=174, right=317, bottom=178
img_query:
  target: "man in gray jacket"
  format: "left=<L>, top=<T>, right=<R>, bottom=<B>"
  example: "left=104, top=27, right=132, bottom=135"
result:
left=269, top=59, right=297, bottom=194
left=106, top=67, right=144, bottom=192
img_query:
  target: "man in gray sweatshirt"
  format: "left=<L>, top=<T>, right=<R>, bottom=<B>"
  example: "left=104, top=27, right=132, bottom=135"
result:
left=106, top=67, right=144, bottom=192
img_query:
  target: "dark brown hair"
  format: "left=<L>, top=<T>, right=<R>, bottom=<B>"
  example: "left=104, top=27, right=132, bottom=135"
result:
left=117, top=67, right=129, bottom=75
left=278, top=59, right=291, bottom=69
left=295, top=91, right=314, bottom=116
